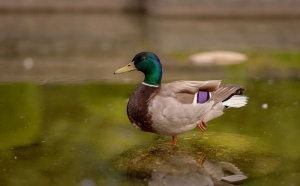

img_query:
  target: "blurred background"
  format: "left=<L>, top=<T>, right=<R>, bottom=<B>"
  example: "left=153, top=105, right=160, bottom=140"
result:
left=1, top=0, right=300, bottom=83
left=0, top=0, right=299, bottom=185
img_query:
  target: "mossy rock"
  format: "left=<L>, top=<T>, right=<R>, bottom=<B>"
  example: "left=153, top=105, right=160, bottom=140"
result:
left=112, top=132, right=279, bottom=185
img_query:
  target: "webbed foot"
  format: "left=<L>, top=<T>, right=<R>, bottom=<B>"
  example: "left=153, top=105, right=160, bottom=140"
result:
left=198, top=120, right=207, bottom=132
left=172, top=136, right=177, bottom=145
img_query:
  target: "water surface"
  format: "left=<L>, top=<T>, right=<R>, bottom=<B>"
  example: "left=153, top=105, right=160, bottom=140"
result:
left=0, top=78, right=299, bottom=185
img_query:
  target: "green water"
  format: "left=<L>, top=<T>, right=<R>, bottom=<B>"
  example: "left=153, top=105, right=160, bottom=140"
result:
left=0, top=78, right=299, bottom=185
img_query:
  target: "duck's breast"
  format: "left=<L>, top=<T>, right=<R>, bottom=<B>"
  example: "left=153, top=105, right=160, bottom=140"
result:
left=127, top=83, right=160, bottom=133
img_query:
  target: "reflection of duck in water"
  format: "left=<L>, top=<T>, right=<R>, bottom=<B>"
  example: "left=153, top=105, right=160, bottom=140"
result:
left=148, top=153, right=247, bottom=186
left=115, top=52, right=248, bottom=145
left=114, top=145, right=247, bottom=186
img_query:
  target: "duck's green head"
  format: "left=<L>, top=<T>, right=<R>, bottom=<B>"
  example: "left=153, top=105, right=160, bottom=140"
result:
left=114, top=52, right=162, bottom=86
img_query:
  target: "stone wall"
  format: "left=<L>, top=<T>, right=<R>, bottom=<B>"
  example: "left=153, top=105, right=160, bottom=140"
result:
left=0, top=0, right=142, bottom=12
left=0, top=0, right=300, bottom=17
left=146, top=0, right=300, bottom=17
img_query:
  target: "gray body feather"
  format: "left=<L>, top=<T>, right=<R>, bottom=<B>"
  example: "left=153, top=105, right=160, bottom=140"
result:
left=149, top=80, right=224, bottom=136
left=128, top=80, right=247, bottom=136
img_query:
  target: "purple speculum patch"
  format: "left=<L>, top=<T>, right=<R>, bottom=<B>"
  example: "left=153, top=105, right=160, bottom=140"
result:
left=197, top=91, right=210, bottom=104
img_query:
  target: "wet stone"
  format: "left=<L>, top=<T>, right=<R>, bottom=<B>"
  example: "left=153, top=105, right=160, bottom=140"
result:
left=112, top=132, right=279, bottom=185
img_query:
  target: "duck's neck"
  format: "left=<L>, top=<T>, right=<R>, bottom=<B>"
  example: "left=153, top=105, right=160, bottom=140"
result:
left=143, top=69, right=162, bottom=86
left=138, top=56, right=163, bottom=86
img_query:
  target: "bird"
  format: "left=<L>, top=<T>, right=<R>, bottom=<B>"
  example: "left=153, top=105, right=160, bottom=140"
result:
left=114, top=52, right=248, bottom=145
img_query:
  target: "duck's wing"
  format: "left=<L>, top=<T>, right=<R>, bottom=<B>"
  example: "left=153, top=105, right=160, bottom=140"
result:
left=158, top=80, right=221, bottom=104
left=162, top=80, right=221, bottom=93
left=148, top=80, right=221, bottom=136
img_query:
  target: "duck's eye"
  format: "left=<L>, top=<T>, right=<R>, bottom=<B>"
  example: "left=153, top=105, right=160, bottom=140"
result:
left=141, top=57, right=146, bottom=61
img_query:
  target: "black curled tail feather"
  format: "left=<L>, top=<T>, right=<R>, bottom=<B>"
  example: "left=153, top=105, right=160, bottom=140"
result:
left=211, top=85, right=245, bottom=103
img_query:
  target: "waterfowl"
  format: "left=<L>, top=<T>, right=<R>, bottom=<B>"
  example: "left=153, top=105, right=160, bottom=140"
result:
left=114, top=52, right=248, bottom=145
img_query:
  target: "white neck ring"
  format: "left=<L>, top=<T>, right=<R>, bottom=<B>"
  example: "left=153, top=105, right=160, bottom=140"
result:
left=142, top=82, right=160, bottom=87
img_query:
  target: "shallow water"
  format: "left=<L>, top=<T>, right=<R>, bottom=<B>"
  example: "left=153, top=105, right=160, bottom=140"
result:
left=0, top=79, right=299, bottom=185
left=0, top=13, right=300, bottom=185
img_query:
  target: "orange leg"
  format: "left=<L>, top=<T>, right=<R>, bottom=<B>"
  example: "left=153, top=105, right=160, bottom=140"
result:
left=172, top=136, right=177, bottom=145
left=198, top=120, right=207, bottom=132
left=198, top=152, right=206, bottom=166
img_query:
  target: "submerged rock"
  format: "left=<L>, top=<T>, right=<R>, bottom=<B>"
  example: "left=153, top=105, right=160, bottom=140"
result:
left=189, top=51, right=247, bottom=66
left=112, top=132, right=279, bottom=185
left=113, top=144, right=246, bottom=186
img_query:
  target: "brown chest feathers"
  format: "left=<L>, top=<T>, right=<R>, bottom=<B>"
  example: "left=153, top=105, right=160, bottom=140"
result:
left=127, top=83, right=160, bottom=133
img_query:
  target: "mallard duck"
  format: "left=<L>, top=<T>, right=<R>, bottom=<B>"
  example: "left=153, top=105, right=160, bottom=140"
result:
left=114, top=52, right=248, bottom=145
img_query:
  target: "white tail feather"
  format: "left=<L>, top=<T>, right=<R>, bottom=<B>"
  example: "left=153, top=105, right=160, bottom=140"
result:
left=222, top=95, right=248, bottom=108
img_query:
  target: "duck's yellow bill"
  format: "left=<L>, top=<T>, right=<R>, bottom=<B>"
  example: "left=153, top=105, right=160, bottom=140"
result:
left=114, top=61, right=137, bottom=74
